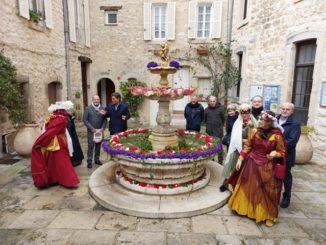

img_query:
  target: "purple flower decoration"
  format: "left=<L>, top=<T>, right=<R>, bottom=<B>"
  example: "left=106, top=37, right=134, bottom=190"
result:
left=147, top=61, right=158, bottom=68
left=169, top=60, right=181, bottom=69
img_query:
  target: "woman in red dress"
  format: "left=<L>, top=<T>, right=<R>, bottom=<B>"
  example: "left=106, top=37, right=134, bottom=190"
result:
left=228, top=111, right=286, bottom=227
left=31, top=108, right=80, bottom=188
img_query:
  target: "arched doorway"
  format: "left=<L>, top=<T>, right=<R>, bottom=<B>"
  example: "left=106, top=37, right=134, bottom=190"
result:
left=48, top=81, right=62, bottom=105
left=97, top=78, right=115, bottom=107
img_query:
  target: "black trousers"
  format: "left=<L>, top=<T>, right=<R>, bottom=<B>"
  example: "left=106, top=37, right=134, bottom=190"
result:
left=283, top=166, right=293, bottom=199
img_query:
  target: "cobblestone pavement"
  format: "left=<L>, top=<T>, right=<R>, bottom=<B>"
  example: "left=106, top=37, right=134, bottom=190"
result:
left=0, top=125, right=325, bottom=244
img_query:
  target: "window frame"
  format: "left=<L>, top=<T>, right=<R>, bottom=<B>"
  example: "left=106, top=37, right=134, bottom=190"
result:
left=105, top=10, right=118, bottom=25
left=152, top=4, right=167, bottom=40
left=196, top=3, right=212, bottom=39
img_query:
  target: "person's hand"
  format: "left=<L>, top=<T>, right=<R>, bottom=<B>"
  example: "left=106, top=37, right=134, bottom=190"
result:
left=122, top=115, right=126, bottom=120
left=92, top=128, right=96, bottom=133
left=99, top=109, right=106, bottom=115
left=236, top=158, right=243, bottom=171
left=267, top=150, right=277, bottom=160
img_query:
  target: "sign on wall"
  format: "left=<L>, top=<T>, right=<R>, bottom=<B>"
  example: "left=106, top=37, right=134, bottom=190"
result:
left=250, top=85, right=280, bottom=113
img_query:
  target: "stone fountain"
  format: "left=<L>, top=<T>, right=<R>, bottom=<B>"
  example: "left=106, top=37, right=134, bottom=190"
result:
left=89, top=43, right=230, bottom=218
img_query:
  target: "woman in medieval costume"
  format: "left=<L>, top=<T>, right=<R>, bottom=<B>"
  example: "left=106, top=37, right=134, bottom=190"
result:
left=31, top=102, right=80, bottom=188
left=220, top=104, right=258, bottom=192
left=227, top=111, right=286, bottom=227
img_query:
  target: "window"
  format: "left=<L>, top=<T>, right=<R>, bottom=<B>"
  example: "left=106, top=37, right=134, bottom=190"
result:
left=143, top=2, right=175, bottom=41
left=198, top=78, right=211, bottom=100
left=18, top=0, right=53, bottom=28
left=48, top=82, right=62, bottom=105
left=197, top=4, right=212, bottom=38
left=237, top=52, right=243, bottom=97
left=153, top=5, right=167, bottom=39
left=188, top=1, right=222, bottom=39
left=292, top=40, right=316, bottom=124
left=105, top=11, right=118, bottom=25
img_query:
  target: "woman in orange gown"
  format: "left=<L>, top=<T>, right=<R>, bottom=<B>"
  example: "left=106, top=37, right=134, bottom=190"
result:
left=228, top=111, right=286, bottom=227
left=31, top=109, right=80, bottom=188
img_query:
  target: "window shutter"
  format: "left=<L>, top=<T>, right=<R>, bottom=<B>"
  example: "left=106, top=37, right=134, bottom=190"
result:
left=84, top=0, right=91, bottom=47
left=143, top=3, right=152, bottom=40
left=188, top=1, right=197, bottom=39
left=211, top=0, right=222, bottom=39
left=18, top=0, right=30, bottom=19
left=67, top=0, right=76, bottom=42
left=167, top=2, right=176, bottom=40
left=44, top=0, right=54, bottom=29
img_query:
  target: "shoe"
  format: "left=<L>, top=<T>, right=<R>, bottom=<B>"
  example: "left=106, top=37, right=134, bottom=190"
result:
left=280, top=197, right=290, bottom=208
left=265, top=220, right=274, bottom=227
left=95, top=161, right=103, bottom=165
left=87, top=162, right=92, bottom=169
left=219, top=184, right=228, bottom=192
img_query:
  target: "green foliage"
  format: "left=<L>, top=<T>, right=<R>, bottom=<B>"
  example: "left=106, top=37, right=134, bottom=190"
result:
left=0, top=51, right=25, bottom=126
left=120, top=80, right=147, bottom=118
left=195, top=42, right=241, bottom=99
left=120, top=133, right=153, bottom=151
left=29, top=10, right=43, bottom=23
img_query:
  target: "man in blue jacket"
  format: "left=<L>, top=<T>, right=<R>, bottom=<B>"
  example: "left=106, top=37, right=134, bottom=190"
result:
left=277, top=102, right=301, bottom=208
left=184, top=96, right=204, bottom=132
left=104, top=92, right=131, bottom=135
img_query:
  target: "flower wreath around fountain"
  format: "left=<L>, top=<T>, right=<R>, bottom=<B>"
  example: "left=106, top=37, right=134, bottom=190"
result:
left=102, top=128, right=223, bottom=164
left=128, top=86, right=196, bottom=98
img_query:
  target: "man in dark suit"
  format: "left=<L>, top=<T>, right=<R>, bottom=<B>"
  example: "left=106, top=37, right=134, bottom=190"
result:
left=83, top=95, right=107, bottom=169
left=104, top=92, right=130, bottom=135
left=277, top=102, right=301, bottom=208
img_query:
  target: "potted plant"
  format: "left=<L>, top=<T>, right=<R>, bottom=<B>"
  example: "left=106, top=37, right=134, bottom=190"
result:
left=295, top=125, right=315, bottom=164
left=74, top=102, right=81, bottom=110
left=29, top=10, right=43, bottom=23
left=75, top=91, right=81, bottom=99
left=0, top=51, right=41, bottom=157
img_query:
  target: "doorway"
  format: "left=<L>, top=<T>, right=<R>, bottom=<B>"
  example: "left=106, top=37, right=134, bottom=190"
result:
left=97, top=78, right=115, bottom=107
left=292, top=40, right=316, bottom=125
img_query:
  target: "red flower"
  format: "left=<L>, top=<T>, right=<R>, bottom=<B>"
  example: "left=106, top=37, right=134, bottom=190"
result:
left=161, top=184, right=167, bottom=188
left=123, top=132, right=129, bottom=137
left=129, top=147, right=138, bottom=152
left=180, top=147, right=189, bottom=152
left=196, top=147, right=204, bottom=152
left=195, top=133, right=201, bottom=138
left=173, top=184, right=180, bottom=188
left=157, top=150, right=164, bottom=155
left=153, top=184, right=159, bottom=189
left=178, top=129, right=185, bottom=135
left=140, top=149, right=148, bottom=154
left=205, top=136, right=212, bottom=142
left=139, top=182, right=147, bottom=187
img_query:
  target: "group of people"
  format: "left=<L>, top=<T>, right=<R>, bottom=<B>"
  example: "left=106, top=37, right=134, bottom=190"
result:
left=184, top=95, right=301, bottom=227
left=31, top=92, right=300, bottom=227
left=30, top=92, right=130, bottom=188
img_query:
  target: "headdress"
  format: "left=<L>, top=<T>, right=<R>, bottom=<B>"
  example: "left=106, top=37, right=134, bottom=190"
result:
left=48, top=101, right=74, bottom=113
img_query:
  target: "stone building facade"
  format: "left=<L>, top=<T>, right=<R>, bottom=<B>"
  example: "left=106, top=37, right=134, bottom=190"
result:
left=229, top=0, right=326, bottom=162
left=88, top=0, right=229, bottom=126
left=0, top=0, right=91, bottom=152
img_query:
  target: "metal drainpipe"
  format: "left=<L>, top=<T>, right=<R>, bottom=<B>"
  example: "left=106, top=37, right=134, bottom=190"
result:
left=62, top=0, right=72, bottom=100
left=227, top=0, right=234, bottom=46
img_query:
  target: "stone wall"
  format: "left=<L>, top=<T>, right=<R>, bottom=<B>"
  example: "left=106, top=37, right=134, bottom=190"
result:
left=230, top=0, right=326, bottom=163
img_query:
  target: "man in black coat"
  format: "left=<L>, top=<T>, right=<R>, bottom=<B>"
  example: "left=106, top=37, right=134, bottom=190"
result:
left=251, top=95, right=264, bottom=120
left=204, top=96, right=225, bottom=164
left=277, top=102, right=301, bottom=208
left=184, top=96, right=204, bottom=132
left=105, top=92, right=131, bottom=135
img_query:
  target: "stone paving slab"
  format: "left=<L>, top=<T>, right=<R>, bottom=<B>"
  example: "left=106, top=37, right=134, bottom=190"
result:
left=8, top=210, right=59, bottom=229
left=243, top=237, right=319, bottom=245
left=222, top=216, right=263, bottom=236
left=96, top=212, right=138, bottom=231
left=166, top=232, right=217, bottom=245
left=137, top=218, right=191, bottom=232
left=0, top=210, right=24, bottom=228
left=191, top=215, right=227, bottom=234
left=47, top=210, right=103, bottom=229
left=22, top=195, right=64, bottom=210
left=259, top=218, right=309, bottom=238
left=292, top=203, right=326, bottom=219
left=294, top=192, right=326, bottom=205
left=292, top=217, right=326, bottom=241
left=59, top=195, right=97, bottom=210
left=69, top=230, right=117, bottom=245
left=0, top=229, right=32, bottom=245
left=116, top=231, right=166, bottom=245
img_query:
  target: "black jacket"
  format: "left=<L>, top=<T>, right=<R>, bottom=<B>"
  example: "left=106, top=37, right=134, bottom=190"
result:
left=277, top=115, right=301, bottom=167
left=184, top=102, right=204, bottom=132
left=204, top=103, right=225, bottom=138
left=106, top=102, right=131, bottom=135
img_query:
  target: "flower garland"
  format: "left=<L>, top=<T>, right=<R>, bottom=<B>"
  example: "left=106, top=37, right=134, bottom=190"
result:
left=128, top=86, right=196, bottom=98
left=117, top=169, right=206, bottom=189
left=102, top=128, right=222, bottom=161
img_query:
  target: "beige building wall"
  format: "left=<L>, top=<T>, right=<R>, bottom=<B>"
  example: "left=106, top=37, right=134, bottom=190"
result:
left=88, top=0, right=229, bottom=125
left=230, top=0, right=326, bottom=163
